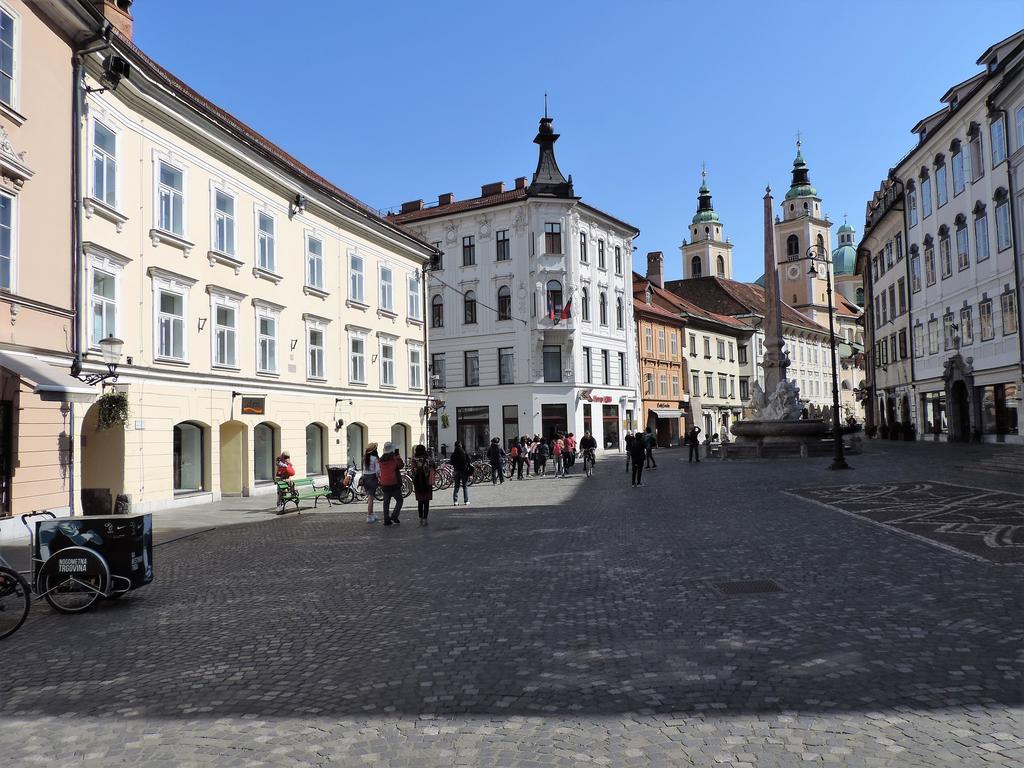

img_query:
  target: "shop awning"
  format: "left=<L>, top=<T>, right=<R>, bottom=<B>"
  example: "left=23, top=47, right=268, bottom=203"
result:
left=0, top=352, right=96, bottom=403
left=651, top=409, right=684, bottom=419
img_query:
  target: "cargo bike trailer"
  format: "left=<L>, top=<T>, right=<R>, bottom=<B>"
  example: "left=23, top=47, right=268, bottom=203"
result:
left=0, top=511, right=154, bottom=640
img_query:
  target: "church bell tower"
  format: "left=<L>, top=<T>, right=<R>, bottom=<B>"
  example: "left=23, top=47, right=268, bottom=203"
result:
left=680, top=168, right=733, bottom=280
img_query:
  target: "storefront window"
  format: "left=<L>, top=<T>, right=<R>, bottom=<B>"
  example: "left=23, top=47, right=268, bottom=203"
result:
left=173, top=421, right=204, bottom=493
left=602, top=404, right=620, bottom=449
left=583, top=403, right=592, bottom=435
left=921, top=392, right=947, bottom=435
left=502, top=405, right=519, bottom=447
left=979, top=383, right=1019, bottom=436
left=254, top=422, right=276, bottom=482
left=456, top=406, right=490, bottom=454
left=541, top=403, right=568, bottom=440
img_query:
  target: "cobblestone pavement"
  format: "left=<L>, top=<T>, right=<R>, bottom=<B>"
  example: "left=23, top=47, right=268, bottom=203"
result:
left=1, top=442, right=1022, bottom=766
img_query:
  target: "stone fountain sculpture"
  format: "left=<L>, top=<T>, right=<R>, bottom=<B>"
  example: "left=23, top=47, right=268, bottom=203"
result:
left=726, top=187, right=828, bottom=455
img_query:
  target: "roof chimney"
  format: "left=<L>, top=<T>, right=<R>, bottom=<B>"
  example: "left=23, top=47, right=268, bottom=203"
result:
left=646, top=251, right=664, bottom=289
left=514, top=176, right=527, bottom=190
left=93, top=0, right=133, bottom=38
left=400, top=199, right=424, bottom=214
left=438, top=192, right=455, bottom=207
left=481, top=181, right=504, bottom=197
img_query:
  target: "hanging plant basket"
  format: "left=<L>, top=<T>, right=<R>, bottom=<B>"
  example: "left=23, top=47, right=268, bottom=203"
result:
left=96, top=391, right=130, bottom=431
left=441, top=413, right=450, bottom=429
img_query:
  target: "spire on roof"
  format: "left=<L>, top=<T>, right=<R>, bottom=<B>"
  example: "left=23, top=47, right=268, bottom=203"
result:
left=692, top=166, right=719, bottom=225
left=785, top=133, right=818, bottom=200
left=527, top=110, right=574, bottom=198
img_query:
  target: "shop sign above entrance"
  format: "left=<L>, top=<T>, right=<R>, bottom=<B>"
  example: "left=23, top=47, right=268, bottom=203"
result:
left=581, top=390, right=613, bottom=404
left=241, top=396, right=266, bottom=415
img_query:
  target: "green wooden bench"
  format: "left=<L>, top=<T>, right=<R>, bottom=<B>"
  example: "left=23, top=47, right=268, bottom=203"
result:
left=275, top=477, right=333, bottom=512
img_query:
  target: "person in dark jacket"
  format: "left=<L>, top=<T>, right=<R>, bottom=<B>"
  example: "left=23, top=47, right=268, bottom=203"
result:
left=629, top=431, right=647, bottom=487
left=686, top=426, right=702, bottom=463
left=487, top=437, right=506, bottom=485
left=624, top=432, right=634, bottom=473
left=450, top=441, right=470, bottom=506
left=411, top=444, right=436, bottom=526
left=644, top=427, right=658, bottom=469
left=378, top=441, right=405, bottom=526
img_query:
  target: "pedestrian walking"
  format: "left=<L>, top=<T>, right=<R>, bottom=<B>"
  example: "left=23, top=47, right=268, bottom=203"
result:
left=361, top=443, right=381, bottom=523
left=411, top=444, right=436, bottom=526
left=624, top=432, right=634, bottom=473
left=509, top=439, right=520, bottom=480
left=378, top=441, right=405, bottom=526
left=487, top=437, right=506, bottom=485
left=686, top=425, right=702, bottom=463
left=561, top=435, right=574, bottom=476
left=565, top=433, right=577, bottom=468
left=516, top=436, right=528, bottom=479
left=522, top=436, right=532, bottom=477
left=644, top=427, right=658, bottom=469
left=630, top=431, right=647, bottom=487
left=552, top=434, right=565, bottom=477
left=537, top=438, right=549, bottom=475
left=450, top=441, right=470, bottom=506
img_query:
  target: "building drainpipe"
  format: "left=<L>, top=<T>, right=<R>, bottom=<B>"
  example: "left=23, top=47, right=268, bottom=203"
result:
left=69, top=29, right=112, bottom=514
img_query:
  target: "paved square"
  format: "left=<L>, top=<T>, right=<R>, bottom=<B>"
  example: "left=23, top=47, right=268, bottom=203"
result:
left=787, top=480, right=1024, bottom=564
left=1, top=442, right=1022, bottom=766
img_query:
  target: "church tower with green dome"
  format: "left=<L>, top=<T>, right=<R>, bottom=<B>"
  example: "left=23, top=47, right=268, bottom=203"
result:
left=773, top=140, right=834, bottom=325
left=679, top=168, right=734, bottom=280
left=832, top=218, right=863, bottom=307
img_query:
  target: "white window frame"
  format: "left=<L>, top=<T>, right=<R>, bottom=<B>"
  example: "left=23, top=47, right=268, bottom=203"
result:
left=208, top=289, right=242, bottom=369
left=407, top=271, right=422, bottom=321
left=149, top=268, right=195, bottom=363
left=348, top=328, right=368, bottom=384
left=305, top=232, right=325, bottom=290
left=379, top=264, right=395, bottom=312
left=379, top=335, right=396, bottom=387
left=349, top=251, right=365, bottom=304
left=305, top=317, right=327, bottom=380
left=154, top=155, right=187, bottom=238
left=255, top=208, right=276, bottom=273
left=211, top=185, right=237, bottom=257
left=995, top=200, right=1012, bottom=251
left=0, top=2, right=20, bottom=114
left=0, top=191, right=15, bottom=293
left=254, top=302, right=281, bottom=375
left=90, top=118, right=118, bottom=209
left=86, top=249, right=128, bottom=349
left=408, top=342, right=423, bottom=390
left=991, top=116, right=1006, bottom=166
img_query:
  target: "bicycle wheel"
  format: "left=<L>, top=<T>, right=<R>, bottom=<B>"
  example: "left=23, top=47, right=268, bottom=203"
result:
left=36, top=546, right=109, bottom=614
left=401, top=475, right=413, bottom=498
left=339, top=487, right=355, bottom=504
left=0, top=566, right=30, bottom=640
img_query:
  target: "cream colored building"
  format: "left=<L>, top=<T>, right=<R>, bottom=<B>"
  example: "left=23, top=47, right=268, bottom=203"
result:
left=0, top=1, right=96, bottom=538
left=75, top=6, right=434, bottom=512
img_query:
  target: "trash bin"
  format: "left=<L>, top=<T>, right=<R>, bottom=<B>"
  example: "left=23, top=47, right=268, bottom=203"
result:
left=326, top=465, right=345, bottom=499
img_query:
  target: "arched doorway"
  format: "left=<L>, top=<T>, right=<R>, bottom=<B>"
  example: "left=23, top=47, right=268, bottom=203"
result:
left=346, top=422, right=366, bottom=465
left=305, top=423, right=326, bottom=476
left=253, top=421, right=279, bottom=484
left=173, top=421, right=207, bottom=493
left=219, top=421, right=248, bottom=496
left=950, top=381, right=970, bottom=442
left=391, top=423, right=410, bottom=458
left=80, top=399, right=125, bottom=514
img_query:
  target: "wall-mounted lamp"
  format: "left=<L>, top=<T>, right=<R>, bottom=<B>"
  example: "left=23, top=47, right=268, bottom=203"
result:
left=371, top=354, right=378, bottom=363
left=335, top=398, right=354, bottom=405
left=197, top=318, right=207, bottom=331
left=290, top=339, right=298, bottom=351
left=70, top=335, right=123, bottom=385
left=85, top=54, right=131, bottom=94
left=289, top=193, right=307, bottom=219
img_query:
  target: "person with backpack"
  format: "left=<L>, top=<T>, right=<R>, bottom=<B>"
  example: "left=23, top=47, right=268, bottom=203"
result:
left=487, top=437, right=506, bottom=485
left=518, top=436, right=530, bottom=478
left=509, top=439, right=520, bottom=480
left=644, top=427, right=658, bottom=469
left=450, top=441, right=470, bottom=506
left=378, top=441, right=405, bottom=526
left=686, top=425, right=702, bottom=463
left=624, top=432, right=634, bottom=473
left=361, top=443, right=381, bottom=523
left=561, top=435, right=574, bottom=476
left=630, top=431, right=647, bottom=487
left=536, top=438, right=549, bottom=475
left=411, top=444, right=437, bottom=526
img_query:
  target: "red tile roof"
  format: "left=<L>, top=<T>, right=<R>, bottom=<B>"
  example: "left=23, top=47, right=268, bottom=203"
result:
left=836, top=293, right=862, bottom=317
left=110, top=31, right=432, bottom=252
left=664, top=277, right=829, bottom=334
left=390, top=189, right=529, bottom=224
left=633, top=276, right=749, bottom=330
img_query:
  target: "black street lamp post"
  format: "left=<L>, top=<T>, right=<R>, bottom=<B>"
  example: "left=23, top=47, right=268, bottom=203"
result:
left=804, top=244, right=851, bottom=470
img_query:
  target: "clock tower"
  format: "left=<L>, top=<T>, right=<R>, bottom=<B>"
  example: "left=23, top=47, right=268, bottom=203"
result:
left=680, top=169, right=733, bottom=280
left=774, top=142, right=833, bottom=325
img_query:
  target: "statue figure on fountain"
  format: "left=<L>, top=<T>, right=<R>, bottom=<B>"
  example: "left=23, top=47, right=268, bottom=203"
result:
left=749, top=380, right=804, bottom=422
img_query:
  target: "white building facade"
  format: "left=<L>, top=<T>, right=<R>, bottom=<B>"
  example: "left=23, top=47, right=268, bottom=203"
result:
left=391, top=117, right=640, bottom=453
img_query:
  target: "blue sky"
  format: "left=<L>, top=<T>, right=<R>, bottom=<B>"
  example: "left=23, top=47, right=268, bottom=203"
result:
left=134, top=1, right=1023, bottom=282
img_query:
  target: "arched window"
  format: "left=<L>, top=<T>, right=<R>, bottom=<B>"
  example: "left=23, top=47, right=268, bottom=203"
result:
left=691, top=255, right=702, bottom=278
left=431, top=294, right=443, bottom=328
left=173, top=421, right=205, bottom=492
left=787, top=235, right=799, bottom=259
left=816, top=234, right=824, bottom=254
left=855, top=287, right=865, bottom=305
left=615, top=297, right=624, bottom=329
left=253, top=422, right=278, bottom=483
left=545, top=280, right=563, bottom=317
left=599, top=292, right=608, bottom=326
left=580, top=287, right=590, bottom=321
left=716, top=254, right=725, bottom=277
left=497, top=285, right=511, bottom=321
left=463, top=290, right=477, bottom=324
left=305, top=423, right=325, bottom=475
